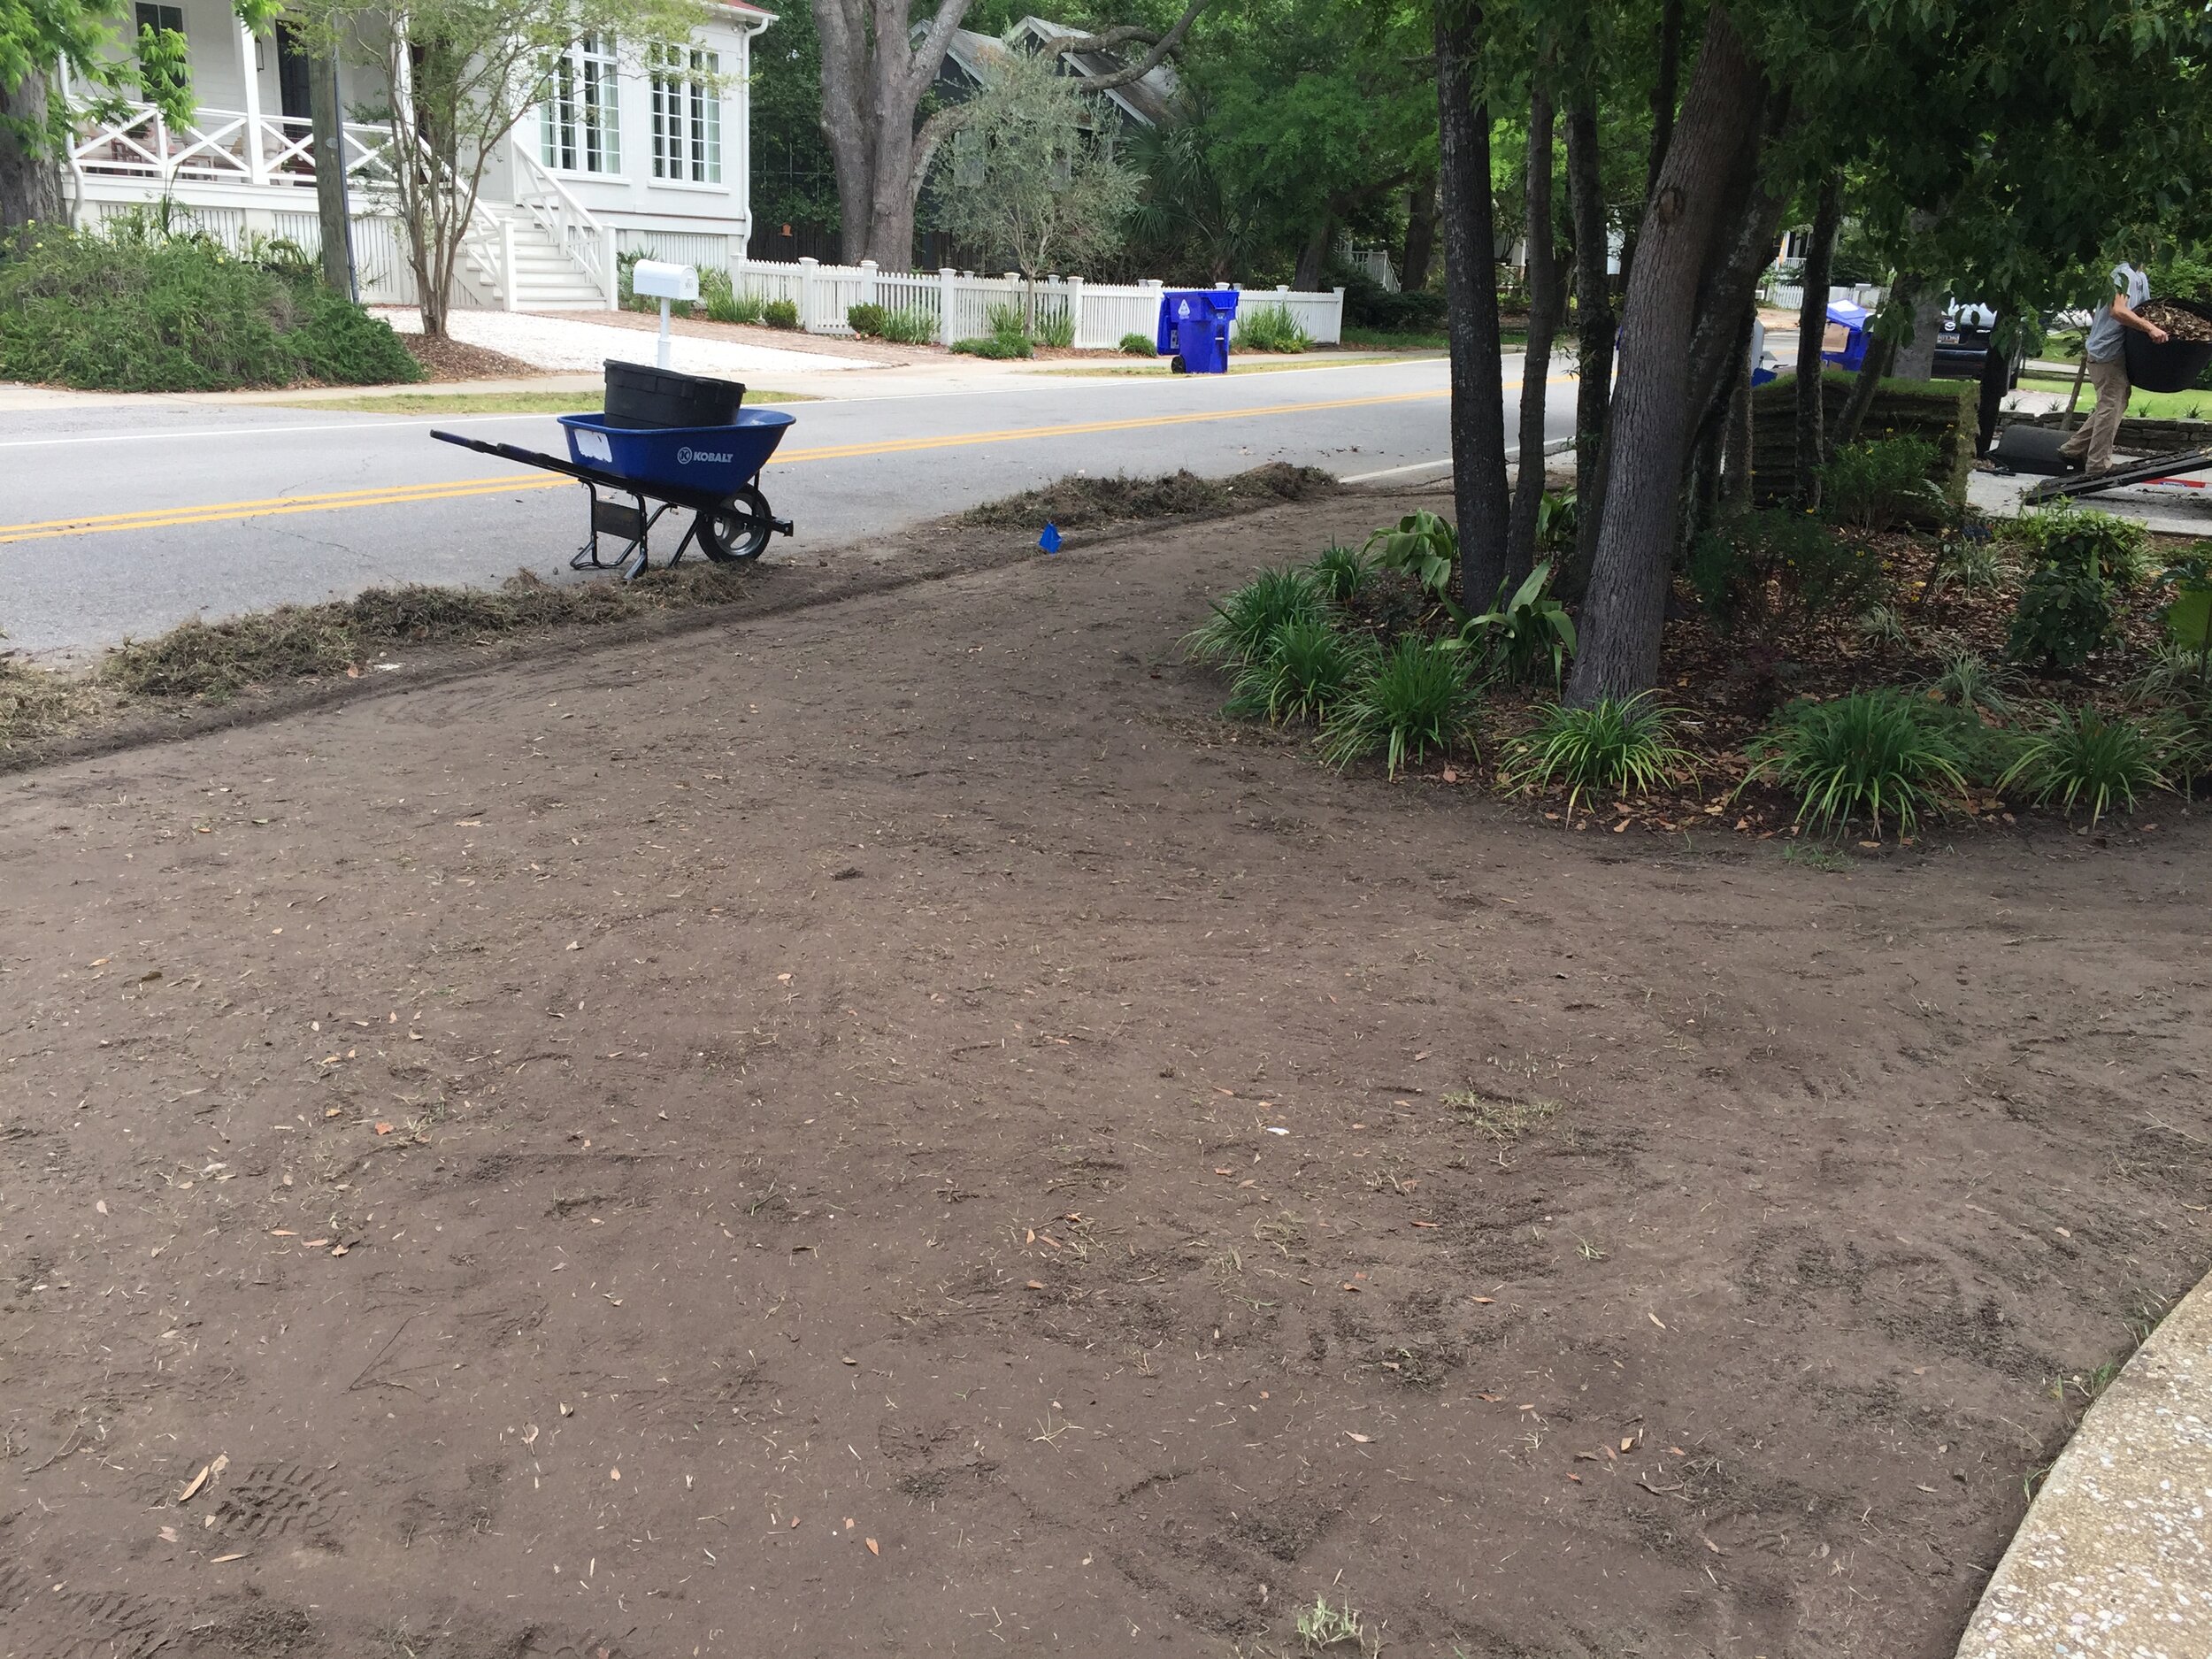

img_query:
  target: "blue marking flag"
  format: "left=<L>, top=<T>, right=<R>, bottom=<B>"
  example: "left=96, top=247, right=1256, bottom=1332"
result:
left=1039, top=522, right=1063, bottom=554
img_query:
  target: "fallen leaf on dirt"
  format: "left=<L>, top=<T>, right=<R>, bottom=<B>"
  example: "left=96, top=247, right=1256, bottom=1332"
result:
left=1026, top=1280, right=1047, bottom=1290
left=789, top=1517, right=801, bottom=1529
left=373, top=1122, right=394, bottom=1136
left=1471, top=1295, right=1495, bottom=1304
left=1702, top=1538, right=1722, bottom=1554
left=1025, top=1229, right=1036, bottom=1244
left=270, top=1229, right=295, bottom=1237
left=1648, top=1312, right=1667, bottom=1330
left=1345, top=1432, right=1372, bottom=1444
left=865, top=1538, right=879, bottom=1555
left=1478, top=1394, right=1502, bottom=1402
left=177, top=1453, right=228, bottom=1504
left=1263, top=1125, right=1289, bottom=1136
left=609, top=1469, right=620, bottom=1481
left=1621, top=1437, right=1636, bottom=1453
left=330, top=1244, right=349, bottom=1257
left=1212, top=1168, right=1233, bottom=1177
left=844, top=1517, right=854, bottom=1530
left=159, top=1526, right=178, bottom=1543
left=303, top=1238, right=329, bottom=1248
left=1568, top=1472, right=1583, bottom=1482
left=1411, top=1220, right=1439, bottom=1229
left=96, top=1200, right=108, bottom=1216
left=210, top=1552, right=247, bottom=1563
left=1340, top=1282, right=1361, bottom=1292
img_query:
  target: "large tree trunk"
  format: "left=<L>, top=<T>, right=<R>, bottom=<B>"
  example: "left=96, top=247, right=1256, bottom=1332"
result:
left=1833, top=272, right=1917, bottom=455
left=1294, top=215, right=1333, bottom=292
left=309, top=50, right=352, bottom=298
left=1401, top=174, right=1437, bottom=290
left=0, top=69, right=65, bottom=236
left=1718, top=306, right=1755, bottom=505
left=1433, top=0, right=1510, bottom=610
left=1505, top=82, right=1560, bottom=585
left=1976, top=306, right=2012, bottom=457
left=1793, top=174, right=1842, bottom=505
left=1561, top=88, right=1612, bottom=602
left=1568, top=6, right=1767, bottom=704
left=1890, top=286, right=1945, bottom=381
left=811, top=0, right=972, bottom=267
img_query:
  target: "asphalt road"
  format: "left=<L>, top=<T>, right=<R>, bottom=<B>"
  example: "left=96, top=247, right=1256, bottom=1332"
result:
left=0, top=355, right=1568, bottom=657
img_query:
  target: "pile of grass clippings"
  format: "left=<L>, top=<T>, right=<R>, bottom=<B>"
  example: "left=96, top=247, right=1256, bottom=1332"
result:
left=964, top=463, right=1337, bottom=532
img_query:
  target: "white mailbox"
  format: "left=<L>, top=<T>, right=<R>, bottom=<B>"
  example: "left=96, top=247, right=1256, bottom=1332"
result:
left=631, top=260, right=702, bottom=368
left=631, top=260, right=700, bottom=303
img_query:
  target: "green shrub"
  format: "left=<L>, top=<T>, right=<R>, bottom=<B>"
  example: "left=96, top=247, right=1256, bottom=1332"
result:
left=1999, top=704, right=2171, bottom=825
left=1687, top=507, right=1885, bottom=635
left=1234, top=303, right=1312, bottom=354
left=2006, top=503, right=2151, bottom=589
left=1183, top=567, right=1326, bottom=666
left=1363, top=511, right=1458, bottom=603
left=1536, top=489, right=1577, bottom=556
left=705, top=277, right=765, bottom=326
left=876, top=305, right=936, bottom=345
left=951, top=334, right=1033, bottom=359
left=1119, top=331, right=1156, bottom=356
left=2008, top=559, right=2118, bottom=668
left=1924, top=648, right=2018, bottom=719
left=1502, top=694, right=1696, bottom=818
left=1320, top=636, right=1479, bottom=777
left=0, top=222, right=419, bottom=391
left=1308, top=543, right=1371, bottom=603
left=848, top=301, right=887, bottom=336
left=1744, top=691, right=1968, bottom=838
left=1820, top=434, right=1941, bottom=533
left=763, top=299, right=800, bottom=330
left=1034, top=311, right=1076, bottom=349
left=1451, top=560, right=1577, bottom=686
left=1225, top=615, right=1372, bottom=725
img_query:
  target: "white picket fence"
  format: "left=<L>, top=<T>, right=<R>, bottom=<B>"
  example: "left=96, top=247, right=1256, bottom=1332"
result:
left=727, top=257, right=1346, bottom=349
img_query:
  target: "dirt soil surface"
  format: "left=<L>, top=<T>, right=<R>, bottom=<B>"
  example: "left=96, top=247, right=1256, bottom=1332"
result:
left=4, top=489, right=2210, bottom=1659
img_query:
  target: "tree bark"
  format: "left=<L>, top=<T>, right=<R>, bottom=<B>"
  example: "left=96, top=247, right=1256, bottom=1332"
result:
left=1401, top=174, right=1437, bottom=291
left=1975, top=306, right=2012, bottom=457
left=1561, top=88, right=1612, bottom=602
left=811, top=0, right=972, bottom=266
left=1720, top=307, right=1755, bottom=505
left=0, top=69, right=65, bottom=237
left=1294, top=215, right=1333, bottom=292
left=1793, top=174, right=1842, bottom=505
left=1833, top=272, right=1916, bottom=455
left=1618, top=0, right=1683, bottom=285
left=310, top=50, right=352, bottom=298
left=1505, top=82, right=1560, bottom=585
left=1568, top=5, right=1767, bottom=704
left=1432, top=0, right=1510, bottom=610
left=1890, top=286, right=1944, bottom=381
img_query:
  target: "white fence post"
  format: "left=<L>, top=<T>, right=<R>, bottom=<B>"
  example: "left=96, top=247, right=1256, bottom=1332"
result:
left=1329, top=287, right=1345, bottom=344
left=859, top=257, right=878, bottom=313
left=1068, top=275, right=1084, bottom=346
left=939, top=267, right=956, bottom=343
left=798, top=256, right=818, bottom=332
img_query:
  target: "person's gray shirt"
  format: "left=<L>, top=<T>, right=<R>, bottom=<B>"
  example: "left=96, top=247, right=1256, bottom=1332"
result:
left=2085, top=263, right=2149, bottom=361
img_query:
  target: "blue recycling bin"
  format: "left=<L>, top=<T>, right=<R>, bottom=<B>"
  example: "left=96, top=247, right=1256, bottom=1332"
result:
left=1156, top=288, right=1240, bottom=373
left=1820, top=301, right=1870, bottom=373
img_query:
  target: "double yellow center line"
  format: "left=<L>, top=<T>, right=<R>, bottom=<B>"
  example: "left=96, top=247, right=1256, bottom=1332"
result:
left=0, top=384, right=1460, bottom=547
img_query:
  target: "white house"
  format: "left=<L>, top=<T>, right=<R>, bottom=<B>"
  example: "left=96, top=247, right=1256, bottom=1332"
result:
left=58, top=0, right=773, bottom=310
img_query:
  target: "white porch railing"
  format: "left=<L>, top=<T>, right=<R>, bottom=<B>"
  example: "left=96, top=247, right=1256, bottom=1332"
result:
left=511, top=145, right=617, bottom=310
left=68, top=104, right=394, bottom=190
left=729, top=257, right=1347, bottom=349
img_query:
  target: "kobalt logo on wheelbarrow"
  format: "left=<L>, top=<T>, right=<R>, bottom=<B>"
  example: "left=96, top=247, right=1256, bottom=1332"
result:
left=677, top=445, right=734, bottom=465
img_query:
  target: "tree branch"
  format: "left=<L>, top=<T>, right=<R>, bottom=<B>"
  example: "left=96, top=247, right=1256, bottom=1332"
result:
left=1062, top=0, right=1209, bottom=92
left=904, top=0, right=977, bottom=104
left=908, top=101, right=972, bottom=210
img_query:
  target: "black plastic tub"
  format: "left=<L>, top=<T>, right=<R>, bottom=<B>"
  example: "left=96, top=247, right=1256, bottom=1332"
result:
left=2123, top=300, right=2212, bottom=394
left=602, top=360, right=746, bottom=429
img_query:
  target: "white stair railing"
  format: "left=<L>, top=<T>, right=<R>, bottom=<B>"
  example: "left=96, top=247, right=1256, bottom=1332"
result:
left=511, top=146, right=614, bottom=307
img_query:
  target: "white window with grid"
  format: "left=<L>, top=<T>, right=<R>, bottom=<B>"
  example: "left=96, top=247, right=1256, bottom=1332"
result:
left=649, top=45, right=721, bottom=184
left=541, top=35, right=620, bottom=174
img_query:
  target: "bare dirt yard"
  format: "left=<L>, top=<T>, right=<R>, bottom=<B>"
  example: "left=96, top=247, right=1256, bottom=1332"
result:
left=3, top=487, right=2209, bottom=1659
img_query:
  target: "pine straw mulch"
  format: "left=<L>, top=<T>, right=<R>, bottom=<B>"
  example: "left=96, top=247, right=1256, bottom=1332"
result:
left=399, top=332, right=543, bottom=381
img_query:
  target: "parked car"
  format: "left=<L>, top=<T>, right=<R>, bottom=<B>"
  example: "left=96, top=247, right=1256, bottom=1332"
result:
left=1935, top=303, right=2022, bottom=387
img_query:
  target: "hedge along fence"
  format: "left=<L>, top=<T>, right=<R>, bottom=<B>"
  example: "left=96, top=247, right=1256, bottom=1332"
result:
left=726, top=257, right=1347, bottom=350
left=1748, top=373, right=1977, bottom=508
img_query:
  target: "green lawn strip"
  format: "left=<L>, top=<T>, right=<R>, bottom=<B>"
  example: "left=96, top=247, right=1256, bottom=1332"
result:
left=263, top=388, right=813, bottom=415
left=1342, top=326, right=1538, bottom=351
left=2017, top=377, right=2212, bottom=421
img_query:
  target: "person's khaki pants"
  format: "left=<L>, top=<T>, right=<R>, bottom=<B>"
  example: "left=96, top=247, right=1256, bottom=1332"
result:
left=2059, top=355, right=2131, bottom=472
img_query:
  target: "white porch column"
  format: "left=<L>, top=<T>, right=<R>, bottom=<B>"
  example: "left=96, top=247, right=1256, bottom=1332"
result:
left=236, top=21, right=266, bottom=183
left=502, top=217, right=518, bottom=311
left=603, top=225, right=618, bottom=310
left=939, top=267, right=955, bottom=345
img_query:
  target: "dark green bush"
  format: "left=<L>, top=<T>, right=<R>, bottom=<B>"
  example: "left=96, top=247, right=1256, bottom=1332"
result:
left=2007, top=503, right=2151, bottom=589
left=1119, top=331, right=1156, bottom=356
left=1744, top=691, right=1967, bottom=838
left=847, top=301, right=887, bottom=336
left=1320, top=635, right=1479, bottom=777
left=951, top=334, right=1033, bottom=359
left=0, top=222, right=419, bottom=391
left=1234, top=303, right=1312, bottom=353
left=1687, top=507, right=1885, bottom=635
left=763, top=299, right=800, bottom=329
left=2006, top=518, right=2127, bottom=668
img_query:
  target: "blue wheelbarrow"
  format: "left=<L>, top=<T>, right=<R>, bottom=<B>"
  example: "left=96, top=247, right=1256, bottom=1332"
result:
left=431, top=407, right=795, bottom=575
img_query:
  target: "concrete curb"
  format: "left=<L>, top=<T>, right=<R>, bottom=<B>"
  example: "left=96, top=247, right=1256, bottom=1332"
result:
left=1955, top=1273, right=2212, bottom=1655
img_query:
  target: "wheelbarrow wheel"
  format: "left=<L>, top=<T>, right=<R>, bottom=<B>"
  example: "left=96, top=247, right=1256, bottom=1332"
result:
left=697, top=486, right=774, bottom=563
